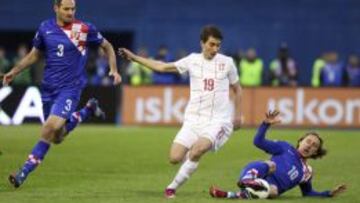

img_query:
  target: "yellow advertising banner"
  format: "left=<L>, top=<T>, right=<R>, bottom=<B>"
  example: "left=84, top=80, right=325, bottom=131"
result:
left=122, top=86, right=360, bottom=128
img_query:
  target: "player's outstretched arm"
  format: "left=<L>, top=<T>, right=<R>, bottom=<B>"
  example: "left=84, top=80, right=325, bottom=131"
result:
left=118, top=48, right=178, bottom=73
left=300, top=180, right=346, bottom=198
left=253, top=110, right=283, bottom=154
left=100, top=39, right=121, bottom=85
left=2, top=47, right=41, bottom=86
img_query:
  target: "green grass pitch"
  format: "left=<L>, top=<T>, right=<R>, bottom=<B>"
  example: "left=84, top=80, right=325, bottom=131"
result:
left=0, top=125, right=358, bottom=203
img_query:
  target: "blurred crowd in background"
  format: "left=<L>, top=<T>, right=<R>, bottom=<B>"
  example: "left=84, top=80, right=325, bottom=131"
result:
left=1, top=43, right=359, bottom=87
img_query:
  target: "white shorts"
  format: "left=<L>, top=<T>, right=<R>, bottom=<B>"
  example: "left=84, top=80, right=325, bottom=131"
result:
left=173, top=121, right=233, bottom=151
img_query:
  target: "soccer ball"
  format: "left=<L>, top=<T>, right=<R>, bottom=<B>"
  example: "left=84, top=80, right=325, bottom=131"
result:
left=245, top=178, right=270, bottom=199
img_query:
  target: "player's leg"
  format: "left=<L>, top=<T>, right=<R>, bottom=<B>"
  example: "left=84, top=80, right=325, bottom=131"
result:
left=165, top=138, right=211, bottom=198
left=211, top=162, right=278, bottom=200
left=8, top=98, right=52, bottom=188
left=9, top=115, right=66, bottom=188
left=268, top=185, right=279, bottom=198
left=165, top=143, right=189, bottom=198
left=53, top=89, right=104, bottom=143
left=210, top=184, right=278, bottom=199
left=238, top=161, right=276, bottom=185
left=63, top=98, right=105, bottom=134
left=210, top=185, right=253, bottom=199
left=183, top=122, right=233, bottom=178
left=168, top=122, right=232, bottom=197
left=188, top=137, right=212, bottom=161
left=165, top=124, right=197, bottom=198
left=237, top=160, right=276, bottom=189
left=187, top=122, right=234, bottom=162
left=169, top=143, right=189, bottom=165
left=9, top=89, right=81, bottom=188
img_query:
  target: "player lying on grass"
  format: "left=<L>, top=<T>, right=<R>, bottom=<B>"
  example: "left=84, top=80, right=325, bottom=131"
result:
left=210, top=110, right=346, bottom=199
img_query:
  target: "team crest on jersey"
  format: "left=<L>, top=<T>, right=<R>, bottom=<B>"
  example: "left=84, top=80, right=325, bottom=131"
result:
left=217, top=63, right=225, bottom=71
left=62, top=22, right=89, bottom=55
left=71, top=30, right=80, bottom=39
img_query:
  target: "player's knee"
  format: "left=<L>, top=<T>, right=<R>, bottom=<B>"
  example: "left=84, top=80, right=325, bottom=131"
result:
left=52, top=136, right=64, bottom=145
left=189, top=146, right=208, bottom=161
left=41, top=124, right=57, bottom=141
left=169, top=155, right=183, bottom=165
left=265, top=161, right=276, bottom=174
left=52, top=128, right=67, bottom=144
left=41, top=123, right=62, bottom=142
left=269, top=185, right=279, bottom=198
left=52, top=140, right=61, bottom=145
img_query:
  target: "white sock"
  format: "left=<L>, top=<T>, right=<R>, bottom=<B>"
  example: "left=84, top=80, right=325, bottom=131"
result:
left=167, top=159, right=199, bottom=190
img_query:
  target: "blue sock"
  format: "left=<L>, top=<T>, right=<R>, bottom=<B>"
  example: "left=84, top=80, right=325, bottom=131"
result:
left=239, top=161, right=270, bottom=181
left=22, top=140, right=50, bottom=176
left=65, top=106, right=92, bottom=133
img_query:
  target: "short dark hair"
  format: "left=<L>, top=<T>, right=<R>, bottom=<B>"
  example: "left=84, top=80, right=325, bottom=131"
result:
left=200, top=25, right=223, bottom=43
left=296, top=131, right=327, bottom=159
left=54, top=0, right=76, bottom=6
left=54, top=0, right=63, bottom=6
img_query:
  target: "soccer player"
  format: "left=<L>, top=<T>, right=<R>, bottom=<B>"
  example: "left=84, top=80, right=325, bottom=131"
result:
left=210, top=110, right=346, bottom=199
left=119, top=25, right=243, bottom=198
left=2, top=0, right=121, bottom=188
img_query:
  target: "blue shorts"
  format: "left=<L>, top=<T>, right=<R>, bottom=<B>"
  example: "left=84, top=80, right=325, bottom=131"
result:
left=239, top=161, right=270, bottom=180
left=41, top=87, right=83, bottom=120
left=265, top=175, right=283, bottom=194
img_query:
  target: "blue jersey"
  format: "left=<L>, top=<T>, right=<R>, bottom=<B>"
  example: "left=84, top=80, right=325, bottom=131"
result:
left=254, top=123, right=330, bottom=196
left=33, top=18, right=104, bottom=89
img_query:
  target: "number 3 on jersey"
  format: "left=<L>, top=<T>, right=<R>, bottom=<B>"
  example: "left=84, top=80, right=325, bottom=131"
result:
left=203, top=78, right=214, bottom=91
left=57, top=44, right=64, bottom=57
left=64, top=99, right=72, bottom=112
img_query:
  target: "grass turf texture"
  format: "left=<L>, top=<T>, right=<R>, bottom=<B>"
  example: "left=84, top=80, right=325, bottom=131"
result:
left=0, top=125, right=358, bottom=203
